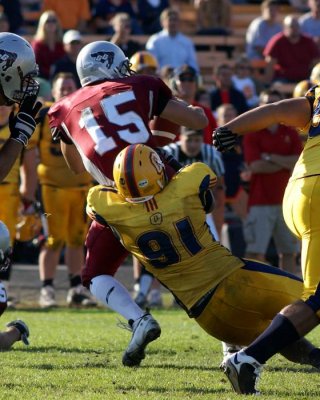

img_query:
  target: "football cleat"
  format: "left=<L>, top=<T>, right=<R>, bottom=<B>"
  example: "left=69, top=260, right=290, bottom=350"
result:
left=39, top=285, right=57, bottom=309
left=122, top=313, right=161, bottom=367
left=220, top=351, right=263, bottom=395
left=6, top=319, right=30, bottom=345
left=66, top=285, right=97, bottom=307
left=222, top=342, right=242, bottom=358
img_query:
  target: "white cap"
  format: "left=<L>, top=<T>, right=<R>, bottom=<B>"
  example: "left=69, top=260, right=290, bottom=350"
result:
left=63, top=30, right=82, bottom=45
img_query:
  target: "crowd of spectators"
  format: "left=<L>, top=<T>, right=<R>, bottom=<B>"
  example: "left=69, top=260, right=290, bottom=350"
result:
left=1, top=0, right=320, bottom=305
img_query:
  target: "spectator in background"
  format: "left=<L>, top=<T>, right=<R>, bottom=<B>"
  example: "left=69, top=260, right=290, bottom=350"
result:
left=146, top=8, right=199, bottom=71
left=246, top=0, right=282, bottom=60
left=194, top=0, right=232, bottom=35
left=299, top=0, right=320, bottom=47
left=0, top=12, right=9, bottom=32
left=109, top=13, right=142, bottom=58
left=242, top=89, right=302, bottom=273
left=136, top=0, right=169, bottom=35
left=93, top=0, right=141, bottom=34
left=0, top=0, right=23, bottom=33
left=50, top=30, right=84, bottom=88
left=42, top=0, right=91, bottom=32
left=232, top=55, right=259, bottom=108
left=170, top=65, right=217, bottom=144
left=32, top=11, right=65, bottom=80
left=195, top=87, right=211, bottom=109
left=210, top=64, right=249, bottom=115
left=264, top=15, right=320, bottom=83
left=164, top=126, right=226, bottom=239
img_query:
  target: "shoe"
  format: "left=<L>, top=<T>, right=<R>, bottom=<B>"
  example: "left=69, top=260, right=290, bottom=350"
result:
left=122, top=313, right=161, bottom=367
left=222, top=342, right=242, bottom=358
left=6, top=320, right=30, bottom=345
left=134, top=292, right=148, bottom=308
left=148, top=289, right=163, bottom=308
left=39, top=285, right=57, bottom=308
left=220, top=351, right=263, bottom=395
left=66, top=285, right=97, bottom=307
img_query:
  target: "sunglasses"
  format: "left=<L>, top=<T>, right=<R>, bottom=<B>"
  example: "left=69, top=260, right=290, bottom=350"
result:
left=179, top=75, right=196, bottom=82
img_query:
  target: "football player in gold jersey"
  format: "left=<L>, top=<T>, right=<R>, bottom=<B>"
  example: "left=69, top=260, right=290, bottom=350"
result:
left=30, top=73, right=95, bottom=308
left=86, top=144, right=320, bottom=374
left=213, top=84, right=320, bottom=394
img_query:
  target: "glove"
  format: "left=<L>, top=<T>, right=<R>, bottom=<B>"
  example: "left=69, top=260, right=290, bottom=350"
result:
left=155, top=147, right=182, bottom=172
left=213, top=127, right=238, bottom=152
left=9, top=94, right=42, bottom=147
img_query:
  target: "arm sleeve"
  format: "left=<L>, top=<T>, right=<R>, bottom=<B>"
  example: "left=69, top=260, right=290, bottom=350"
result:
left=152, top=77, right=173, bottom=116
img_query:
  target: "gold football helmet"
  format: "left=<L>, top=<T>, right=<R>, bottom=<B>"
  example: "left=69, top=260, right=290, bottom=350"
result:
left=129, top=51, right=158, bottom=75
left=310, top=63, right=320, bottom=85
left=113, top=144, right=166, bottom=203
left=16, top=214, right=42, bottom=242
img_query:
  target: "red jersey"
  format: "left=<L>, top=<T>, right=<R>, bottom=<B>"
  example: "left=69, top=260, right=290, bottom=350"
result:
left=48, top=75, right=173, bottom=184
left=243, top=125, right=302, bottom=206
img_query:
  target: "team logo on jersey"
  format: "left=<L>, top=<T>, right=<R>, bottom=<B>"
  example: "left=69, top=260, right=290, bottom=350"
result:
left=90, top=51, right=115, bottom=69
left=0, top=49, right=17, bottom=72
left=150, top=212, right=162, bottom=225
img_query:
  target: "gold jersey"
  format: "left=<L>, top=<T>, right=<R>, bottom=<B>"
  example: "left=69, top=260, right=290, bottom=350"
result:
left=87, top=163, right=244, bottom=312
left=35, top=104, right=92, bottom=188
left=291, top=85, right=320, bottom=180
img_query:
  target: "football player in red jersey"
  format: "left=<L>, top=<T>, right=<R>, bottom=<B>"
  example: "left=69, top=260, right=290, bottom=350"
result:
left=48, top=40, right=208, bottom=367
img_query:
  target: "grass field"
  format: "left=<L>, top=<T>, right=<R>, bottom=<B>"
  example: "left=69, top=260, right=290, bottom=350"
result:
left=1, top=307, right=320, bottom=400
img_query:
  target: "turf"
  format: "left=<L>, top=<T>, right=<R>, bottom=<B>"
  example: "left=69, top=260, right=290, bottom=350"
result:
left=1, top=307, right=319, bottom=400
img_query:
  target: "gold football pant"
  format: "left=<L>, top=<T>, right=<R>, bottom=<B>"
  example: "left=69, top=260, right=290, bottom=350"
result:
left=0, top=183, right=20, bottom=243
left=196, top=260, right=302, bottom=346
left=41, top=185, right=89, bottom=250
left=283, top=175, right=320, bottom=314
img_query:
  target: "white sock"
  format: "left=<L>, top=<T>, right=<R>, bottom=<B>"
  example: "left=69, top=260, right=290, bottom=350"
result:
left=138, top=274, right=153, bottom=297
left=90, top=275, right=144, bottom=321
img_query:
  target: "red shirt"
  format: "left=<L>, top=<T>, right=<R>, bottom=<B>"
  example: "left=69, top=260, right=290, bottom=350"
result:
left=48, top=75, right=173, bottom=184
left=243, top=125, right=302, bottom=206
left=32, top=39, right=65, bottom=79
left=263, top=33, right=320, bottom=82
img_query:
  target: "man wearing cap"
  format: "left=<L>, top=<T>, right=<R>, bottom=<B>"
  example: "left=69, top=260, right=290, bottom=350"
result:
left=171, top=65, right=217, bottom=145
left=50, top=30, right=83, bottom=88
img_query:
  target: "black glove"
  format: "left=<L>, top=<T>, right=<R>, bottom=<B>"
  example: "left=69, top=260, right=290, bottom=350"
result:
left=155, top=147, right=182, bottom=172
left=213, top=127, right=238, bottom=152
left=9, top=94, right=42, bottom=147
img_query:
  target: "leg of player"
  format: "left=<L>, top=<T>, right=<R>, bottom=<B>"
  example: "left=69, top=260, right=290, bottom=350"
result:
left=39, top=247, right=60, bottom=308
left=0, top=320, right=30, bottom=349
left=84, top=222, right=161, bottom=367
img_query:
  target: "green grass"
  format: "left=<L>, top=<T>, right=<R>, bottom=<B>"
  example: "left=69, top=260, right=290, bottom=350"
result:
left=1, top=307, right=320, bottom=400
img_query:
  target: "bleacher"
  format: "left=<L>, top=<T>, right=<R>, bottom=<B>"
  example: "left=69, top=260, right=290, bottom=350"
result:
left=21, top=1, right=300, bottom=96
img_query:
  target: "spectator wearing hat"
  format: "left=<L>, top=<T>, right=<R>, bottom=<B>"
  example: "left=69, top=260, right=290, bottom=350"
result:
left=146, top=8, right=199, bottom=71
left=164, top=126, right=225, bottom=239
left=246, top=0, right=282, bottom=60
left=170, top=64, right=217, bottom=145
left=50, top=30, right=83, bottom=88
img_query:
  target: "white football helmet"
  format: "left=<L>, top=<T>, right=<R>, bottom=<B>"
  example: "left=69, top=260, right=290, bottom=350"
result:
left=0, top=32, right=39, bottom=104
left=76, top=41, right=132, bottom=87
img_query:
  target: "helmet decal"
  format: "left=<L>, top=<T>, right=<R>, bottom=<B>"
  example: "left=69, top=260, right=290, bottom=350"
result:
left=0, top=49, right=17, bottom=72
left=90, top=51, right=115, bottom=69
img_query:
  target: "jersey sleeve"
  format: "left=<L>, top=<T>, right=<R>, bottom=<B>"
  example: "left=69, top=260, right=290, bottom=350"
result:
left=149, top=77, right=173, bottom=117
left=48, top=101, right=73, bottom=144
left=86, top=185, right=121, bottom=226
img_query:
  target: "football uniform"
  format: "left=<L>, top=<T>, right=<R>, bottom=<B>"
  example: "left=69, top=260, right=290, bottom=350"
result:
left=34, top=104, right=92, bottom=249
left=87, top=162, right=303, bottom=345
left=0, top=122, right=38, bottom=242
left=283, top=85, right=320, bottom=308
left=48, top=75, right=174, bottom=278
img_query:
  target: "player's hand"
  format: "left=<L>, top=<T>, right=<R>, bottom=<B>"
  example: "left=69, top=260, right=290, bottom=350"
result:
left=9, top=94, right=42, bottom=147
left=213, top=126, right=238, bottom=152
